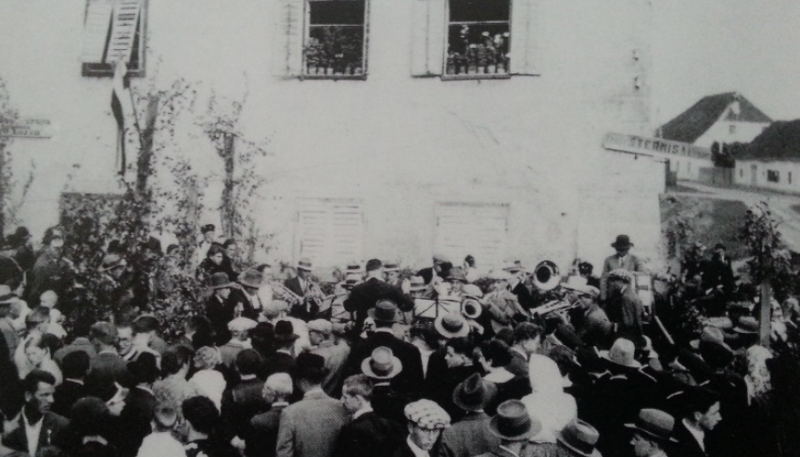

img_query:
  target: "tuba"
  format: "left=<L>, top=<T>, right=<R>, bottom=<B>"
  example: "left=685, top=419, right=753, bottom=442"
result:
left=461, top=297, right=483, bottom=320
left=532, top=260, right=562, bottom=291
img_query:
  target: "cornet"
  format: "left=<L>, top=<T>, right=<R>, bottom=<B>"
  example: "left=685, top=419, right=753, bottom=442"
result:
left=271, top=281, right=302, bottom=306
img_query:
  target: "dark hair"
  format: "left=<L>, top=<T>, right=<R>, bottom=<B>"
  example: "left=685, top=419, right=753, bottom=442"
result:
left=235, top=349, right=263, bottom=376
left=166, top=244, right=180, bottom=255
left=183, top=396, right=219, bottom=435
left=24, top=369, right=56, bottom=394
left=683, top=386, right=720, bottom=418
left=206, top=245, right=225, bottom=259
left=548, top=345, right=577, bottom=377
left=42, top=226, right=63, bottom=246
left=494, top=328, right=514, bottom=346
left=40, top=332, right=62, bottom=355
left=62, top=351, right=92, bottom=379
left=343, top=374, right=374, bottom=400
left=255, top=263, right=271, bottom=272
left=464, top=255, right=475, bottom=267
left=132, top=315, right=160, bottom=334
left=25, top=306, right=51, bottom=331
left=365, top=259, right=382, bottom=272
left=410, top=323, right=441, bottom=349
left=446, top=337, right=475, bottom=357
left=578, top=262, right=594, bottom=274
left=481, top=339, right=512, bottom=367
left=223, top=239, right=236, bottom=248
left=161, top=345, right=193, bottom=376
left=513, top=322, right=543, bottom=344
left=70, top=397, right=111, bottom=437
left=129, top=352, right=159, bottom=385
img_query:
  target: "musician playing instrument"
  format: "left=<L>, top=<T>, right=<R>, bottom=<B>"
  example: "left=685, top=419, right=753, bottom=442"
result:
left=504, top=260, right=536, bottom=311
left=484, top=270, right=527, bottom=334
left=563, top=282, right=613, bottom=349
left=283, top=258, right=325, bottom=320
left=343, top=258, right=414, bottom=335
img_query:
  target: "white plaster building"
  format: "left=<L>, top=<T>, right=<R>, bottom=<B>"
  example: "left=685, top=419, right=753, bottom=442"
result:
left=0, top=0, right=665, bottom=273
left=734, top=120, right=800, bottom=194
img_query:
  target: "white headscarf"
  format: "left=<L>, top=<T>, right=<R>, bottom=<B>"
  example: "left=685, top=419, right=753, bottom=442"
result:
left=521, top=355, right=577, bottom=443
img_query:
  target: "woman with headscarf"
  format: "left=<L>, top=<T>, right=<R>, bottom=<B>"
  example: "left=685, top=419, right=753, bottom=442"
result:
left=745, top=345, right=773, bottom=403
left=190, top=346, right=227, bottom=410
left=520, top=354, right=577, bottom=443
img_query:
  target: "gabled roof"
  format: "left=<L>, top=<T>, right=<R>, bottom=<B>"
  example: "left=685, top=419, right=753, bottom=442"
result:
left=738, top=120, right=800, bottom=161
left=659, top=92, right=772, bottom=144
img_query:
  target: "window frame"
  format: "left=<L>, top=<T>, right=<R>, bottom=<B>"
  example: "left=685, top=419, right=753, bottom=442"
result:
left=81, top=0, right=148, bottom=78
left=301, top=0, right=370, bottom=81
left=767, top=170, right=780, bottom=183
left=440, top=0, right=513, bottom=80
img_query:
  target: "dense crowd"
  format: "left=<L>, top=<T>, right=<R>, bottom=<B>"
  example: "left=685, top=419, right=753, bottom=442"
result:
left=0, top=224, right=799, bottom=457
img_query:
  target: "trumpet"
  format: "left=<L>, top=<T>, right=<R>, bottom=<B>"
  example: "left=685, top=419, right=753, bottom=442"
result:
left=271, top=281, right=302, bottom=306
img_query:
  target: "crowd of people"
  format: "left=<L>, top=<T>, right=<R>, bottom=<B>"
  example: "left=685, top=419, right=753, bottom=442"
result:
left=0, top=224, right=799, bottom=457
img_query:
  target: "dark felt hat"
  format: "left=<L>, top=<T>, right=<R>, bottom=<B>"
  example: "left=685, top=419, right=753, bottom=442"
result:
left=611, top=234, right=633, bottom=249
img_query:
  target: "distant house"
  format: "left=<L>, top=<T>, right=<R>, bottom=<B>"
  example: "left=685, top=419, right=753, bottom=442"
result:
left=735, top=120, right=800, bottom=193
left=657, top=92, right=771, bottom=180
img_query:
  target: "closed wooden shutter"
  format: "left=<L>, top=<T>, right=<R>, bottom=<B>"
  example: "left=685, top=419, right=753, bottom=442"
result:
left=273, top=0, right=306, bottom=77
left=106, top=0, right=143, bottom=63
left=410, top=0, right=446, bottom=76
left=434, top=203, right=508, bottom=271
left=510, top=0, right=540, bottom=75
left=80, top=0, right=115, bottom=63
left=296, top=199, right=364, bottom=268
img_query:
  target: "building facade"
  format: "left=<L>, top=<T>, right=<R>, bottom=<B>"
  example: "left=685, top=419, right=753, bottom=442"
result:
left=0, top=0, right=664, bottom=273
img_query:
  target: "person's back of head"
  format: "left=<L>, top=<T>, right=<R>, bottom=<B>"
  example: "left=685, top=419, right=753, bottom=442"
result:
left=62, top=350, right=91, bottom=380
left=343, top=374, right=374, bottom=401
left=25, top=306, right=50, bottom=332
left=183, top=396, right=219, bottom=436
left=482, top=339, right=512, bottom=367
left=89, top=322, right=118, bottom=348
left=235, top=349, right=263, bottom=376
left=70, top=397, right=111, bottom=438
left=264, top=373, right=293, bottom=402
left=513, top=322, right=542, bottom=346
left=132, top=315, right=160, bottom=335
left=161, top=345, right=193, bottom=376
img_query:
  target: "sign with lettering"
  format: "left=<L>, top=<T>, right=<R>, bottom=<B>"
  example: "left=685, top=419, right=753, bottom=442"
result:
left=603, top=132, right=711, bottom=160
left=0, top=118, right=55, bottom=139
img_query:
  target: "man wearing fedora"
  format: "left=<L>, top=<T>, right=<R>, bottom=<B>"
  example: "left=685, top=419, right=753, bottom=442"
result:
left=438, top=373, right=500, bottom=457
left=263, top=320, right=300, bottom=379
left=344, top=259, right=414, bottom=336
left=230, top=269, right=266, bottom=321
left=277, top=353, right=349, bottom=457
left=626, top=409, right=678, bottom=457
left=345, top=300, right=424, bottom=393
left=555, top=420, right=603, bottom=457
left=205, top=272, right=236, bottom=345
left=395, top=399, right=451, bottom=457
left=600, top=235, right=645, bottom=302
left=473, top=400, right=538, bottom=457
left=333, top=374, right=403, bottom=457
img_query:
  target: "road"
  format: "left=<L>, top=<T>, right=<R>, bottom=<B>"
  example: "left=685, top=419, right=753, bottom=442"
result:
left=672, top=181, right=800, bottom=252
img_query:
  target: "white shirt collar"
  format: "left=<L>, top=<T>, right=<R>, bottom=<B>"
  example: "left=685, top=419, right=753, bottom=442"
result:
left=499, top=445, right=520, bottom=457
left=22, top=410, right=44, bottom=457
left=406, top=436, right=430, bottom=457
left=66, top=378, right=84, bottom=385
left=136, top=385, right=154, bottom=395
left=682, top=418, right=705, bottom=452
left=353, top=405, right=374, bottom=420
left=240, top=374, right=258, bottom=381
left=511, top=346, right=528, bottom=359
left=373, top=328, right=395, bottom=334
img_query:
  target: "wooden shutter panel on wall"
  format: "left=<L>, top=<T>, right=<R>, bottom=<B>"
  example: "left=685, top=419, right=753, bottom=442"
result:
left=435, top=203, right=508, bottom=271
left=273, top=0, right=305, bottom=77
left=297, top=201, right=329, bottom=267
left=296, top=199, right=364, bottom=268
left=80, top=0, right=115, bottom=63
left=510, top=0, right=540, bottom=75
left=106, top=0, right=143, bottom=63
left=410, top=0, right=446, bottom=77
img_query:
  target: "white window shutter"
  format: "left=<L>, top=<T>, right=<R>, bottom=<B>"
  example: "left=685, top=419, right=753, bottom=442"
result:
left=106, top=0, right=143, bottom=64
left=296, top=199, right=364, bottom=268
left=273, top=0, right=305, bottom=78
left=434, top=204, right=508, bottom=271
left=510, top=0, right=540, bottom=75
left=410, top=0, right=446, bottom=77
left=80, top=0, right=115, bottom=63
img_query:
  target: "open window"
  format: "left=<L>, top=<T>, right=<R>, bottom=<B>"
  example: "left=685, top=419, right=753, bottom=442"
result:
left=303, top=0, right=368, bottom=78
left=445, top=0, right=511, bottom=77
left=80, top=0, right=147, bottom=77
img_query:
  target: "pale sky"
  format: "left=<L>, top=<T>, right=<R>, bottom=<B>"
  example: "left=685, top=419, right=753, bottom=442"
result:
left=651, top=0, right=800, bottom=125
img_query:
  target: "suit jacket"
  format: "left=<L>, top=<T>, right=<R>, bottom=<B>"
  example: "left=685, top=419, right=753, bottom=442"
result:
left=571, top=304, right=614, bottom=349
left=511, top=282, right=536, bottom=311
left=391, top=441, right=417, bottom=457
left=333, top=411, right=403, bottom=457
left=87, top=351, right=129, bottom=386
left=229, top=288, right=261, bottom=321
left=606, top=287, right=644, bottom=344
left=2, top=411, right=70, bottom=455
left=118, top=386, right=157, bottom=457
left=343, top=278, right=414, bottom=333
left=52, top=379, right=88, bottom=417
left=276, top=390, right=349, bottom=457
left=438, top=412, right=500, bottom=457
left=247, top=403, right=288, bottom=457
left=506, top=348, right=529, bottom=378
left=263, top=351, right=296, bottom=379
left=221, top=377, right=270, bottom=441
left=671, top=421, right=708, bottom=457
left=600, top=253, right=645, bottom=300
left=206, top=294, right=236, bottom=345
left=346, top=331, right=424, bottom=392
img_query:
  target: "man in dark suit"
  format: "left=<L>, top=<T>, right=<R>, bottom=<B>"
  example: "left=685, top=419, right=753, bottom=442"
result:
left=344, top=259, right=414, bottom=335
left=334, top=374, right=403, bottom=457
left=263, top=321, right=299, bottom=378
left=700, top=243, right=736, bottom=316
left=222, top=349, right=269, bottom=442
left=86, top=321, right=129, bottom=387
left=504, top=262, right=535, bottom=311
left=230, top=269, right=264, bottom=321
left=206, top=272, right=237, bottom=345
left=52, top=351, right=90, bottom=417
left=671, top=387, right=722, bottom=457
left=345, top=301, right=424, bottom=392
left=283, top=258, right=323, bottom=321
left=605, top=269, right=645, bottom=346
left=3, top=370, right=70, bottom=457
left=247, top=373, right=293, bottom=457
left=118, top=352, right=159, bottom=457
left=438, top=373, right=501, bottom=457
left=276, top=353, right=349, bottom=457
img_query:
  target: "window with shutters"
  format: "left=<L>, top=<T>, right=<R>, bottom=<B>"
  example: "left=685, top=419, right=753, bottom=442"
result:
left=434, top=203, right=509, bottom=271
left=302, top=0, right=368, bottom=79
left=80, top=0, right=147, bottom=77
left=411, top=0, right=539, bottom=79
left=445, top=0, right=511, bottom=77
left=295, top=199, right=365, bottom=269
left=767, top=170, right=780, bottom=183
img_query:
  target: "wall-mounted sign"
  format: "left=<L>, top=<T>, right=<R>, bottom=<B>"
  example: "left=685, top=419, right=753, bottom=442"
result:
left=0, top=118, right=54, bottom=139
left=604, top=132, right=711, bottom=160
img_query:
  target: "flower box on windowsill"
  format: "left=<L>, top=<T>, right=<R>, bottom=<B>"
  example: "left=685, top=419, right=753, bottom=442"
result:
left=302, top=65, right=366, bottom=80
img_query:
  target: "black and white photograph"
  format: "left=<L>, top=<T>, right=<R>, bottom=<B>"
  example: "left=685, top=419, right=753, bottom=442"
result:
left=1, top=0, right=799, bottom=456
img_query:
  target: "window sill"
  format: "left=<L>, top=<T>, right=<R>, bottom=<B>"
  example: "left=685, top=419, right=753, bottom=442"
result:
left=301, top=74, right=367, bottom=81
left=441, top=73, right=511, bottom=81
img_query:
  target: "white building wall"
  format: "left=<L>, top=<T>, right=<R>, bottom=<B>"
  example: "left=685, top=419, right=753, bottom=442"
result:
left=736, top=160, right=800, bottom=194
left=694, top=106, right=770, bottom=148
left=669, top=156, right=713, bottom=181
left=0, top=0, right=662, bottom=271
